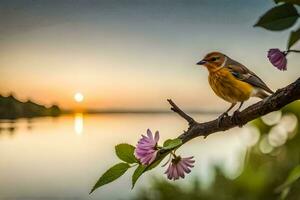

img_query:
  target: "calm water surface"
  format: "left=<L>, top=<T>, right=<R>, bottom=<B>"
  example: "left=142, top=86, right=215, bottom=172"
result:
left=0, top=114, right=258, bottom=200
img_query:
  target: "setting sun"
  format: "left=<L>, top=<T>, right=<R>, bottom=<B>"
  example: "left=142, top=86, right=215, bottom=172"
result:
left=74, top=92, right=84, bottom=103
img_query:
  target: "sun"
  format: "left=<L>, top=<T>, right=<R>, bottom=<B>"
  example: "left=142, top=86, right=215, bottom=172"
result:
left=74, top=92, right=84, bottom=103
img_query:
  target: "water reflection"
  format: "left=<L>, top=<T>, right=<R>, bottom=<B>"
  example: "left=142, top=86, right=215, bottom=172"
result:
left=0, top=114, right=256, bottom=199
left=26, top=118, right=33, bottom=130
left=0, top=120, right=17, bottom=136
left=74, top=113, right=84, bottom=135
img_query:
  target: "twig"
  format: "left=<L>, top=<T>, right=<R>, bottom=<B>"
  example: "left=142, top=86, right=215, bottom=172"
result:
left=167, top=99, right=196, bottom=126
left=287, top=49, right=300, bottom=54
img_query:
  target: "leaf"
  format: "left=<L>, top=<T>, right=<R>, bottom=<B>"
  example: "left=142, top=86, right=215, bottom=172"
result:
left=163, top=138, right=182, bottom=150
left=90, top=163, right=130, bottom=194
left=274, top=0, right=300, bottom=5
left=288, top=27, right=300, bottom=49
left=254, top=4, right=299, bottom=31
left=163, top=139, right=173, bottom=147
left=115, top=143, right=138, bottom=164
left=275, top=165, right=300, bottom=193
left=132, top=165, right=146, bottom=189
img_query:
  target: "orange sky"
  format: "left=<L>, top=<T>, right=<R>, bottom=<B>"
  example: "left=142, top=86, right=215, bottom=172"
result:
left=0, top=0, right=299, bottom=110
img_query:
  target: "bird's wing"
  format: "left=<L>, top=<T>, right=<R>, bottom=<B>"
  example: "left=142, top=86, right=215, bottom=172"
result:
left=226, top=58, right=274, bottom=94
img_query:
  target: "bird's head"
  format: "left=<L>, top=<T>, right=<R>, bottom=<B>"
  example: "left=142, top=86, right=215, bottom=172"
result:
left=197, top=52, right=227, bottom=71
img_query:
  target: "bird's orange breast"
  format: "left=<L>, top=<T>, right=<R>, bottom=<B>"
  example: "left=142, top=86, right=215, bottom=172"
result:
left=208, top=68, right=254, bottom=103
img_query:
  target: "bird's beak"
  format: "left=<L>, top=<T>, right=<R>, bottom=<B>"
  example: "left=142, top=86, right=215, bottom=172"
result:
left=196, top=60, right=206, bottom=65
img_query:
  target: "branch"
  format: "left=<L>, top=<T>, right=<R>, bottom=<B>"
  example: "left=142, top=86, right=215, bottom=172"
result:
left=168, top=78, right=300, bottom=145
left=167, top=99, right=196, bottom=126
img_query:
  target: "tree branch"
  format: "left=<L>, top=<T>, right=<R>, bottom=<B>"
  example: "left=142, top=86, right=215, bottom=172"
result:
left=168, top=78, right=300, bottom=145
left=167, top=99, right=196, bottom=126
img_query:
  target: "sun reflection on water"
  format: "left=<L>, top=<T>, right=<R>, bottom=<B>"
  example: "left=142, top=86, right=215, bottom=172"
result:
left=74, top=113, right=84, bottom=135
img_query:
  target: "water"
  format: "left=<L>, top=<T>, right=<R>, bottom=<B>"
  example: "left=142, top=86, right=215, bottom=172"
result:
left=0, top=113, right=257, bottom=200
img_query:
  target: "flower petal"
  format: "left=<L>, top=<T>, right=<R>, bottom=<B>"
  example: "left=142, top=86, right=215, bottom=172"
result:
left=172, top=164, right=179, bottom=180
left=146, top=129, right=153, bottom=140
left=176, top=163, right=185, bottom=178
left=179, top=161, right=191, bottom=174
left=154, top=131, right=160, bottom=143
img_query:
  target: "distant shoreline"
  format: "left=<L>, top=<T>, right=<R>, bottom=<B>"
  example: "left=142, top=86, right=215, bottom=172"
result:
left=0, top=94, right=220, bottom=119
left=0, top=94, right=61, bottom=120
left=0, top=110, right=220, bottom=120
left=83, top=109, right=220, bottom=115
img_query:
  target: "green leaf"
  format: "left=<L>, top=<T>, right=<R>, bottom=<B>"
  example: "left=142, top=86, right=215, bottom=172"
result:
left=275, top=165, right=300, bottom=193
left=132, top=165, right=146, bottom=189
left=90, top=163, right=130, bottom=194
left=115, top=143, right=138, bottom=163
left=163, top=139, right=172, bottom=147
left=163, top=138, right=182, bottom=150
left=254, top=3, right=299, bottom=31
left=275, top=0, right=300, bottom=5
left=288, top=27, right=300, bottom=49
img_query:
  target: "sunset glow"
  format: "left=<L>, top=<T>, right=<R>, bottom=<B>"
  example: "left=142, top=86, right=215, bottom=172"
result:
left=74, top=93, right=84, bottom=103
left=0, top=0, right=297, bottom=111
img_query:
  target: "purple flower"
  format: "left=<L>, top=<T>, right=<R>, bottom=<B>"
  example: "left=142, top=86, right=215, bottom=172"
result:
left=134, top=129, right=159, bottom=165
left=267, top=48, right=287, bottom=71
left=165, top=156, right=195, bottom=180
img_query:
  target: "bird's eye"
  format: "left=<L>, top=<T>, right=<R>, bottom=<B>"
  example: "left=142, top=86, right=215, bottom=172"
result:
left=210, top=57, right=218, bottom=61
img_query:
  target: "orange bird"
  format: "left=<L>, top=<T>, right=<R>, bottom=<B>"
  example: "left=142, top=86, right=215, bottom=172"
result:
left=197, top=52, right=274, bottom=127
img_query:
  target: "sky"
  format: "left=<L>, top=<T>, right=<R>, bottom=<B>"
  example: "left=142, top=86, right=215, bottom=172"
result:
left=0, top=0, right=299, bottom=110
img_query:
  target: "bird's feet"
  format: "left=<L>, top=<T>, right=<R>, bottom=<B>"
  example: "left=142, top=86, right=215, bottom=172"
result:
left=231, top=110, right=243, bottom=127
left=217, top=112, right=228, bottom=128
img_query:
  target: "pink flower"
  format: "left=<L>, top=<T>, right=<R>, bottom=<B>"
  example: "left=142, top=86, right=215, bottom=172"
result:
left=267, top=48, right=287, bottom=71
left=165, top=156, right=195, bottom=180
left=134, top=129, right=159, bottom=165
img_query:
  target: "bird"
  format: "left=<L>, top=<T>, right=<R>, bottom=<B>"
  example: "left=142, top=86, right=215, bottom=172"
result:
left=196, top=52, right=274, bottom=127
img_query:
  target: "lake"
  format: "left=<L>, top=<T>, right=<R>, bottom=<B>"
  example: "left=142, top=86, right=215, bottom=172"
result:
left=0, top=113, right=259, bottom=200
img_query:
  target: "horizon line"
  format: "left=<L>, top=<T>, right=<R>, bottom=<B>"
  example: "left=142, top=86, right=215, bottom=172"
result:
left=66, top=108, right=221, bottom=115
